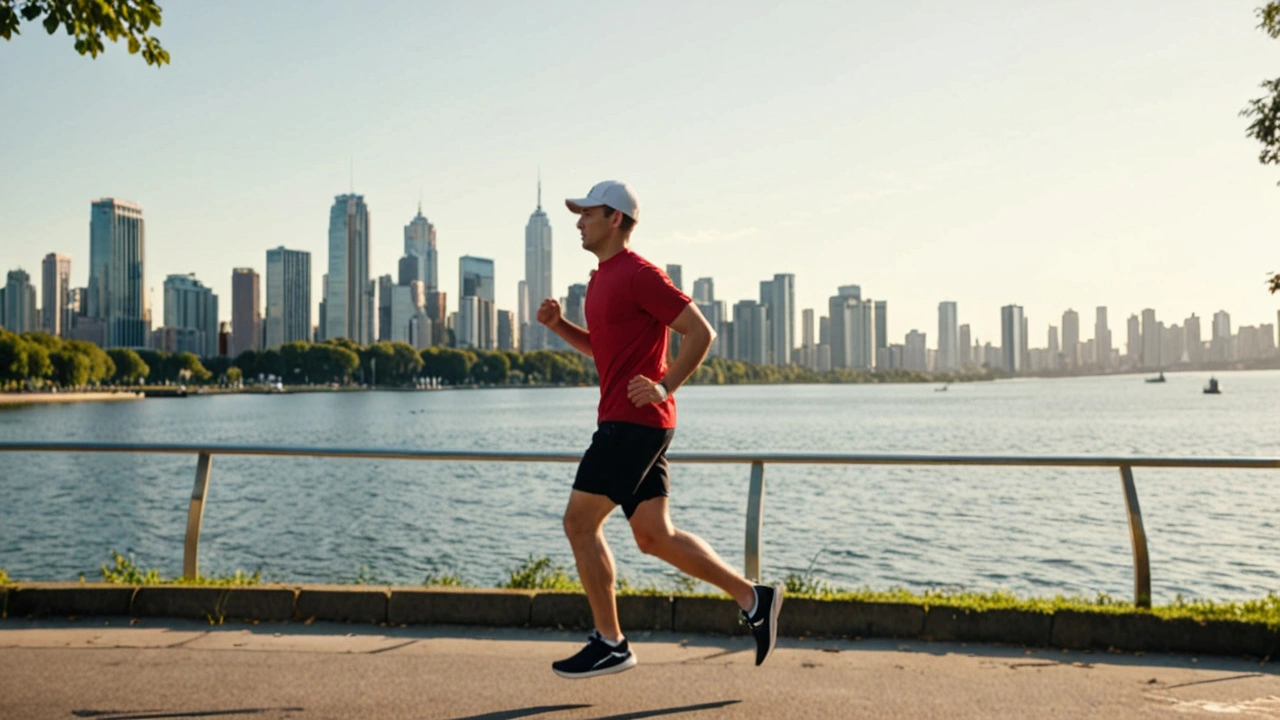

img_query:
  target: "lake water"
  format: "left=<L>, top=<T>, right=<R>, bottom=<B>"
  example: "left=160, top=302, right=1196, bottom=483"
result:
left=1, top=371, right=1277, bottom=603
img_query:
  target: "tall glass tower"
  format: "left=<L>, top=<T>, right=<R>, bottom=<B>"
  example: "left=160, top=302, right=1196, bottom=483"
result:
left=325, top=194, right=371, bottom=344
left=524, top=178, right=553, bottom=349
left=404, top=202, right=438, bottom=291
left=89, top=198, right=147, bottom=348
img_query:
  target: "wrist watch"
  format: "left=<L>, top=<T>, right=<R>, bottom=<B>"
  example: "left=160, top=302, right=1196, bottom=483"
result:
left=658, top=380, right=671, bottom=400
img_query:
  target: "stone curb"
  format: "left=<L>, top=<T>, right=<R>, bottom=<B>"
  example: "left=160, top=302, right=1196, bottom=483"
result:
left=295, top=585, right=389, bottom=624
left=2, top=584, right=1276, bottom=658
left=924, top=607, right=1053, bottom=646
left=390, top=588, right=531, bottom=627
left=1050, top=610, right=1280, bottom=657
left=6, top=583, right=134, bottom=618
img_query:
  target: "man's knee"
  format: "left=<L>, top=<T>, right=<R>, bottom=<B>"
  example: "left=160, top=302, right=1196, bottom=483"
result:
left=563, top=510, right=602, bottom=542
left=632, top=526, right=671, bottom=556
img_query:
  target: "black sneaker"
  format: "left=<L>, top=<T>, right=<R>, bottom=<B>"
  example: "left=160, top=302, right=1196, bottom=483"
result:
left=742, top=584, right=783, bottom=666
left=552, top=631, right=637, bottom=679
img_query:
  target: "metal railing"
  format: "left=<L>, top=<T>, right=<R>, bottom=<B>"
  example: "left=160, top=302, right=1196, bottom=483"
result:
left=2, top=441, right=1277, bottom=608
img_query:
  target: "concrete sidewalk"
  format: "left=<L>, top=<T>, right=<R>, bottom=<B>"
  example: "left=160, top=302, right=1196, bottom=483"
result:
left=2, top=618, right=1278, bottom=719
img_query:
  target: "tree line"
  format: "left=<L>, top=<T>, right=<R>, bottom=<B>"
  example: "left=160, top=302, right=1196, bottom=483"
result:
left=2, top=329, right=986, bottom=391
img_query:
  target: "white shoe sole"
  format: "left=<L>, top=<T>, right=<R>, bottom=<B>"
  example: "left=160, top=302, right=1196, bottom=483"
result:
left=552, top=653, right=638, bottom=679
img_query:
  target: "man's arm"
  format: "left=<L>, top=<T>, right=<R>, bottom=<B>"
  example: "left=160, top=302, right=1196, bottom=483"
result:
left=626, top=303, right=714, bottom=406
left=538, top=298, right=593, bottom=358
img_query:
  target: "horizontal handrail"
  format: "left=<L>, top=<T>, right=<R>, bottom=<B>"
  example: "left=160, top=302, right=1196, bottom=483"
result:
left=2, top=441, right=1276, bottom=608
left=1, top=442, right=1277, bottom=469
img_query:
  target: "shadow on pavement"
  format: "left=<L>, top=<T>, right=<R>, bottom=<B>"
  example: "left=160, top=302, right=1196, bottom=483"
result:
left=450, top=700, right=742, bottom=720
left=450, top=704, right=590, bottom=720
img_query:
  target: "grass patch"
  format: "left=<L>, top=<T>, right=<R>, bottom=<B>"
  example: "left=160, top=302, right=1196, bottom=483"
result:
left=500, top=555, right=582, bottom=591
left=99, top=550, right=261, bottom=587
left=424, top=571, right=466, bottom=588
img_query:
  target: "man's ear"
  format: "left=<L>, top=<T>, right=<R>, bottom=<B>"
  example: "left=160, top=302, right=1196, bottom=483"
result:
left=610, top=211, right=623, bottom=231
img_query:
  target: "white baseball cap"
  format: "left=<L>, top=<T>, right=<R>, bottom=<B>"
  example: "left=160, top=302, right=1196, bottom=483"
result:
left=565, top=180, right=639, bottom=221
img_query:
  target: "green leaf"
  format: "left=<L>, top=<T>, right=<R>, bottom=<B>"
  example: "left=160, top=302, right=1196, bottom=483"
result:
left=42, top=14, right=58, bottom=34
left=127, top=34, right=138, bottom=54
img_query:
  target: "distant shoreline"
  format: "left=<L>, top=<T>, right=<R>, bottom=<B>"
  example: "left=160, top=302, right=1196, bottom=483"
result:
left=2, top=365, right=1274, bottom=406
left=0, top=392, right=143, bottom=406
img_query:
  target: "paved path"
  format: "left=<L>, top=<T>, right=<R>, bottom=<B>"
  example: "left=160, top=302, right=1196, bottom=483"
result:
left=2, top=618, right=1279, bottom=719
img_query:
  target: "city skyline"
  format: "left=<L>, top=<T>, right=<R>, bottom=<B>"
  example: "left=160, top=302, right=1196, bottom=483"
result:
left=3, top=3, right=1279, bottom=346
left=2, top=190, right=1278, bottom=371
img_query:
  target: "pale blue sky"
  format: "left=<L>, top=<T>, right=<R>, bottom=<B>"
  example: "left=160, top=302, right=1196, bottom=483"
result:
left=2, top=0, right=1278, bottom=345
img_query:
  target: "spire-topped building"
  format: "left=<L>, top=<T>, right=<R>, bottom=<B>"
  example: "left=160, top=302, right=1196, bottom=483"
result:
left=523, top=174, right=553, bottom=350
left=403, top=201, right=437, bottom=291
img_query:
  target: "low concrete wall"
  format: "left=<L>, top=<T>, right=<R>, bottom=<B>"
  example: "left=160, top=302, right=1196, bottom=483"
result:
left=2, top=583, right=1276, bottom=658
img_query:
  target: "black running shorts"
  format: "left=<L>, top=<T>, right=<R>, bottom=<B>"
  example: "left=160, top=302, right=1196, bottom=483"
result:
left=573, top=421, right=675, bottom=518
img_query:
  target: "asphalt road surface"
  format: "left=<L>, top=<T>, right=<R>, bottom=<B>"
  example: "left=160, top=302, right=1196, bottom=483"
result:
left=2, top=618, right=1278, bottom=719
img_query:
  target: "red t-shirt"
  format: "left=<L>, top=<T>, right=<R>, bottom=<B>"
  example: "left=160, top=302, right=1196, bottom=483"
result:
left=585, top=249, right=691, bottom=428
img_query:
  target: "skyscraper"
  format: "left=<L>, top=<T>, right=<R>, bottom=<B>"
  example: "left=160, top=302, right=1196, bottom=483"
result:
left=1062, top=309, right=1080, bottom=367
left=460, top=256, right=495, bottom=349
left=760, top=274, right=795, bottom=365
left=565, top=283, right=588, bottom=328
left=524, top=178, right=553, bottom=350
left=89, top=198, right=147, bottom=348
left=1141, top=308, right=1161, bottom=368
left=325, top=194, right=371, bottom=344
left=732, top=300, right=768, bottom=365
left=403, top=203, right=438, bottom=292
left=874, top=300, right=888, bottom=353
left=41, top=253, right=71, bottom=337
left=1047, top=325, right=1060, bottom=368
left=666, top=265, right=683, bottom=292
left=3, top=269, right=37, bottom=333
left=265, top=247, right=311, bottom=349
left=1000, top=305, right=1024, bottom=373
left=904, top=330, right=927, bottom=372
left=1125, top=314, right=1140, bottom=367
left=1095, top=307, right=1111, bottom=369
left=937, top=301, right=958, bottom=371
left=230, top=268, right=260, bottom=357
left=692, top=277, right=714, bottom=304
left=1184, top=313, right=1202, bottom=364
left=1212, top=310, right=1232, bottom=362
left=959, top=324, right=971, bottom=367
left=828, top=289, right=875, bottom=370
left=163, top=273, right=218, bottom=357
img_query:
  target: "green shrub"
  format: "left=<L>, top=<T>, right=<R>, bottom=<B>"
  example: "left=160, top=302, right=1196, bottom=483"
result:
left=500, top=555, right=581, bottom=591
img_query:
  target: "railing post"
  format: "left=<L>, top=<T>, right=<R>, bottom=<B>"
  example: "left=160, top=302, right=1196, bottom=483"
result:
left=183, top=452, right=213, bottom=581
left=744, top=461, right=766, bottom=583
left=1119, top=465, right=1152, bottom=608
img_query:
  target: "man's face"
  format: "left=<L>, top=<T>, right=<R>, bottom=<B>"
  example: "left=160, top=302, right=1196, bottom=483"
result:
left=576, top=206, right=613, bottom=252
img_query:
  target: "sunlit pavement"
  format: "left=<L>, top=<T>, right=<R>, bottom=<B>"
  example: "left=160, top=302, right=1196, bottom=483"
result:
left=2, top=618, right=1278, bottom=719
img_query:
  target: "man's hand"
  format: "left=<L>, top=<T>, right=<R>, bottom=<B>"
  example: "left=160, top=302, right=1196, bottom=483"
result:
left=627, top=375, right=669, bottom=407
left=536, top=298, right=563, bottom=328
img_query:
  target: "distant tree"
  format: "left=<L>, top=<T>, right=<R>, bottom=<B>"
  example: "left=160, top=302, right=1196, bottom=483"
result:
left=473, top=351, right=510, bottom=385
left=202, top=355, right=231, bottom=380
left=49, top=348, right=90, bottom=387
left=0, top=330, right=29, bottom=386
left=0, top=0, right=169, bottom=66
left=224, top=366, right=243, bottom=385
left=64, top=340, right=114, bottom=383
left=170, top=352, right=210, bottom=383
left=107, top=347, right=149, bottom=384
left=1242, top=3, right=1280, bottom=293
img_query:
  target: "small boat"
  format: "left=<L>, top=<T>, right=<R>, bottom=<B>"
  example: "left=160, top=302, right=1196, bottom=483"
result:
left=935, top=384, right=949, bottom=392
left=1203, top=377, right=1221, bottom=395
left=1145, top=371, right=1166, bottom=383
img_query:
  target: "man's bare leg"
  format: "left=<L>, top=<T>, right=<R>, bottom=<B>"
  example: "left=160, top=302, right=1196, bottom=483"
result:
left=628, top=497, right=756, bottom=610
left=563, top=489, right=623, bottom=641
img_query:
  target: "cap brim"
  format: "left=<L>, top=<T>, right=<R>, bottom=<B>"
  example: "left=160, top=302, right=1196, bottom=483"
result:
left=565, top=198, right=604, bottom=214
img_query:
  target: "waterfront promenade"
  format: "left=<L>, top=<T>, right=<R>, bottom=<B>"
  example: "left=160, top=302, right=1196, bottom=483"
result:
left=2, top=618, right=1278, bottom=719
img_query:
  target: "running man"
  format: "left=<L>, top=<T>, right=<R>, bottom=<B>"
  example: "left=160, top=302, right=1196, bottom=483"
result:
left=537, top=180, right=783, bottom=679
